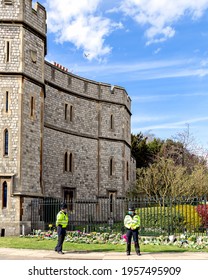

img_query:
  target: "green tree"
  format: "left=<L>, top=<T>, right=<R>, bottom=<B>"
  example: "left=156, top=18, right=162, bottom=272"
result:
left=130, top=128, right=208, bottom=200
left=147, top=138, right=163, bottom=161
left=131, top=133, right=150, bottom=168
left=132, top=158, right=192, bottom=204
left=185, top=164, right=208, bottom=197
left=131, top=158, right=208, bottom=202
left=131, top=133, right=163, bottom=168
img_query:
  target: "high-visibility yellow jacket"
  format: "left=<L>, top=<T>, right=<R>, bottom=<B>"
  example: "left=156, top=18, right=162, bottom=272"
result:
left=56, top=210, right=68, bottom=228
left=124, top=214, right=140, bottom=230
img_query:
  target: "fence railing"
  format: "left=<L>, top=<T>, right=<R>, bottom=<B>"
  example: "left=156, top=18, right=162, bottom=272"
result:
left=31, top=196, right=208, bottom=236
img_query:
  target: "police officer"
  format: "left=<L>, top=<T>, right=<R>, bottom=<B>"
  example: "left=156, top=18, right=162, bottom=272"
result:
left=124, top=206, right=141, bottom=256
left=55, top=203, right=68, bottom=254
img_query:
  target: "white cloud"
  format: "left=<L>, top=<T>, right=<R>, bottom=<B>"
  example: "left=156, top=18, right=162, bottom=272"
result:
left=131, top=92, right=208, bottom=103
left=76, top=58, right=188, bottom=75
left=120, top=0, right=208, bottom=44
left=132, top=115, right=171, bottom=123
left=41, top=0, right=208, bottom=59
left=153, top=48, right=161, bottom=54
left=44, top=0, right=123, bottom=61
left=75, top=57, right=208, bottom=81
left=133, top=117, right=208, bottom=131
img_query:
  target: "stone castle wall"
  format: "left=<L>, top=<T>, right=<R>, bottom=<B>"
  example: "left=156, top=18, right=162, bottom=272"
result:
left=0, top=77, right=20, bottom=174
left=43, top=62, right=132, bottom=200
left=0, top=0, right=46, bottom=235
left=19, top=79, right=44, bottom=196
left=0, top=1, right=135, bottom=236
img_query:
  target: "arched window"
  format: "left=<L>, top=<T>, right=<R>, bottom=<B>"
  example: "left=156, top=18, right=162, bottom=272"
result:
left=110, top=193, right=113, bottom=213
left=2, top=181, right=7, bottom=208
left=4, top=129, right=8, bottom=156
left=64, top=152, right=68, bottom=171
left=109, top=191, right=116, bottom=213
left=126, top=161, right=129, bottom=181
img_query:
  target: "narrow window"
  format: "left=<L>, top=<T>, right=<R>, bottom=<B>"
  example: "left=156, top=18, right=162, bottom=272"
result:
left=68, top=76, right=72, bottom=87
left=110, top=114, right=114, bottom=130
left=110, top=158, right=113, bottom=176
left=51, top=68, right=55, bottom=80
left=64, top=152, right=68, bottom=171
left=70, top=105, right=73, bottom=122
left=4, top=0, right=13, bottom=5
left=110, top=193, right=113, bottom=213
left=6, top=41, right=10, bottom=63
left=84, top=82, right=88, bottom=92
left=126, top=120, right=129, bottom=136
left=65, top=104, right=68, bottom=120
left=2, top=181, right=7, bottom=208
left=69, top=153, right=73, bottom=172
left=4, top=129, right=8, bottom=156
left=30, top=96, right=34, bottom=117
left=5, top=91, right=9, bottom=113
left=109, top=192, right=116, bottom=214
left=126, top=161, right=129, bottom=181
left=20, top=197, right=24, bottom=221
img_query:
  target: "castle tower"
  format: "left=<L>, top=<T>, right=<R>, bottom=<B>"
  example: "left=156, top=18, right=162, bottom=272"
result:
left=0, top=0, right=46, bottom=235
left=0, top=1, right=136, bottom=236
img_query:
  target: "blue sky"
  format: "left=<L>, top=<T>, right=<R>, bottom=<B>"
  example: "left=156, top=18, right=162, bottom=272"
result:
left=35, top=0, right=208, bottom=151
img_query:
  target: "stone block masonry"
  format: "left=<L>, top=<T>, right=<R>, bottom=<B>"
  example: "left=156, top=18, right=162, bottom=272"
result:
left=0, top=0, right=136, bottom=236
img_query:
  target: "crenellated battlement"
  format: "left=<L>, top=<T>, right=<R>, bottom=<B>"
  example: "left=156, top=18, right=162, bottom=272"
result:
left=0, top=0, right=46, bottom=36
left=25, top=0, right=46, bottom=36
left=45, top=61, right=131, bottom=111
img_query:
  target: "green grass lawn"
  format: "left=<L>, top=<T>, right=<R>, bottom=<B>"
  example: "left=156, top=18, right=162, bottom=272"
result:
left=0, top=237, right=208, bottom=253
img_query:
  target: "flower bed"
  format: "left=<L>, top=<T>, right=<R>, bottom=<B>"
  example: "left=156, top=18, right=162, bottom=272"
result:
left=22, top=230, right=208, bottom=249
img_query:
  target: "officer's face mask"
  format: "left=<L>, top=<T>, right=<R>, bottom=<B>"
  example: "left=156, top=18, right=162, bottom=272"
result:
left=128, top=211, right=134, bottom=215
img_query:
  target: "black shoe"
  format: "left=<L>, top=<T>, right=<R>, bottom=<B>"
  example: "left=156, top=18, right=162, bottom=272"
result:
left=126, top=252, right=130, bottom=255
left=58, top=251, right=64, bottom=254
left=137, top=252, right=141, bottom=256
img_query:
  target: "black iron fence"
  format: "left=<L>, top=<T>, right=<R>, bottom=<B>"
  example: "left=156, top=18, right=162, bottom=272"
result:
left=31, top=196, right=208, bottom=236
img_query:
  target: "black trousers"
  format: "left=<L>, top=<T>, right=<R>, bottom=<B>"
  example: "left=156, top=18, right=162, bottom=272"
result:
left=55, top=226, right=66, bottom=252
left=126, top=228, right=140, bottom=253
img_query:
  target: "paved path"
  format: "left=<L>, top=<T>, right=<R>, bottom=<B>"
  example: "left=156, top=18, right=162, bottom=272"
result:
left=1, top=248, right=208, bottom=260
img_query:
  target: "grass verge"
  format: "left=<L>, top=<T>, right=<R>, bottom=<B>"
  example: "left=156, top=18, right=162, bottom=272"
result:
left=0, top=237, right=208, bottom=253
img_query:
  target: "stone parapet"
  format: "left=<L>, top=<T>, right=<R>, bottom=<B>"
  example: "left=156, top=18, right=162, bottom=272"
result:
left=45, top=61, right=131, bottom=113
left=0, top=0, right=46, bottom=36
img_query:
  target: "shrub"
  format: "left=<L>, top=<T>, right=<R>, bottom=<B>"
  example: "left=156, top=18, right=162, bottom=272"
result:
left=139, top=206, right=184, bottom=234
left=139, top=204, right=202, bottom=234
left=175, top=205, right=202, bottom=231
left=196, top=204, right=208, bottom=229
